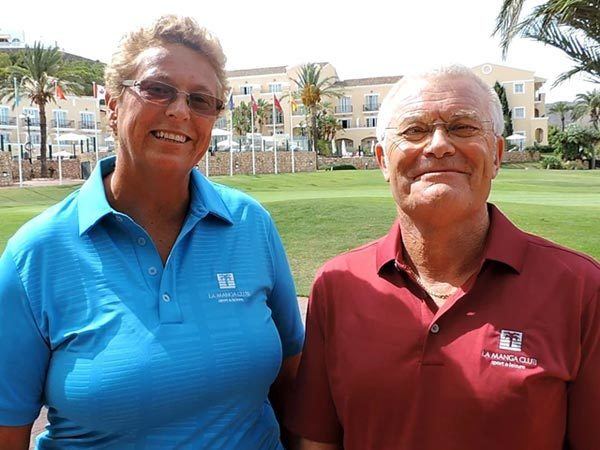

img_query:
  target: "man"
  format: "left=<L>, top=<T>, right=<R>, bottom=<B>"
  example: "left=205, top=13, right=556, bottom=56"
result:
left=286, top=65, right=600, bottom=450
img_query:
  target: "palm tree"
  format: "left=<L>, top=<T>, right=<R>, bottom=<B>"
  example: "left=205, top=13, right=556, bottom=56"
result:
left=493, top=0, right=600, bottom=85
left=572, top=89, right=600, bottom=168
left=290, top=63, right=342, bottom=153
left=549, top=101, right=573, bottom=131
left=232, top=101, right=251, bottom=148
left=0, top=42, right=69, bottom=177
left=255, top=98, right=270, bottom=134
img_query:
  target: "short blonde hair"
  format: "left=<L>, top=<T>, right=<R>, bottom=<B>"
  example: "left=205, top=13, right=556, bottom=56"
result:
left=105, top=15, right=229, bottom=101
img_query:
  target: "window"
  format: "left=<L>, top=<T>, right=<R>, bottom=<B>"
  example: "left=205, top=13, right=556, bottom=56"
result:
left=269, top=83, right=282, bottom=93
left=0, top=131, right=10, bottom=145
left=30, top=133, right=41, bottom=145
left=23, top=108, right=40, bottom=125
left=241, top=85, right=253, bottom=95
left=271, top=110, right=283, bottom=124
left=366, top=117, right=377, bottom=128
left=80, top=112, right=95, bottom=130
left=53, top=110, right=68, bottom=127
left=340, top=118, right=352, bottom=129
left=214, top=117, right=227, bottom=129
left=338, top=97, right=352, bottom=113
left=514, top=82, right=524, bottom=94
left=364, top=94, right=379, bottom=111
left=0, top=106, right=9, bottom=125
left=513, top=107, right=525, bottom=119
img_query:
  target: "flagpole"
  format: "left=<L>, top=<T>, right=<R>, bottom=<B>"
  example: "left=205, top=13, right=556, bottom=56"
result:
left=93, top=103, right=100, bottom=166
left=229, top=108, right=234, bottom=176
left=272, top=93, right=278, bottom=174
left=289, top=88, right=295, bottom=174
left=14, top=77, right=23, bottom=187
left=250, top=96, right=256, bottom=176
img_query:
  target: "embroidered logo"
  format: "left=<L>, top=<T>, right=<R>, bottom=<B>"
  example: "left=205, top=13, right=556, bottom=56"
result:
left=216, top=273, right=236, bottom=289
left=499, top=329, right=523, bottom=352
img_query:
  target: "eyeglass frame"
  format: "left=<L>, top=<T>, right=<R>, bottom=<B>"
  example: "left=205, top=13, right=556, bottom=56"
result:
left=384, top=117, right=495, bottom=146
left=121, top=79, right=225, bottom=118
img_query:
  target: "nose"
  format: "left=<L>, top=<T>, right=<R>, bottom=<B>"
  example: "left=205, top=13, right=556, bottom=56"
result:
left=423, top=125, right=455, bottom=158
left=165, top=92, right=191, bottom=121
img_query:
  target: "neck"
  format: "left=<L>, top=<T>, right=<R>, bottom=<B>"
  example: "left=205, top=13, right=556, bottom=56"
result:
left=104, top=161, right=190, bottom=227
left=398, top=206, right=489, bottom=286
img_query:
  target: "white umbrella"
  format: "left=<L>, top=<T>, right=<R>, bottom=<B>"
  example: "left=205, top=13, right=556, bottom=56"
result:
left=60, top=132, right=89, bottom=141
left=104, top=136, right=115, bottom=142
left=211, top=128, right=229, bottom=137
left=217, top=140, right=239, bottom=149
left=54, top=150, right=72, bottom=158
left=506, top=134, right=526, bottom=140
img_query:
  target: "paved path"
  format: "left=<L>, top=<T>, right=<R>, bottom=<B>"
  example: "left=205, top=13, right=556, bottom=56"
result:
left=28, top=297, right=308, bottom=448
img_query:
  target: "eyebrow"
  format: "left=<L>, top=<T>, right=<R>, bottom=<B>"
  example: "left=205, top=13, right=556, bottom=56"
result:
left=142, top=73, right=216, bottom=94
left=394, top=110, right=482, bottom=127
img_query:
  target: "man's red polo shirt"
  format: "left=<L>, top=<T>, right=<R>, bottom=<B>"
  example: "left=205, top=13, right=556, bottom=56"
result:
left=286, top=205, right=600, bottom=450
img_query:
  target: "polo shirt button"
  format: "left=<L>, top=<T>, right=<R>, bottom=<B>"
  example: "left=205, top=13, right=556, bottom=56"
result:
left=137, top=237, right=147, bottom=246
left=430, top=323, right=440, bottom=334
left=148, top=266, right=157, bottom=276
left=115, top=215, right=123, bottom=222
left=162, top=293, right=171, bottom=302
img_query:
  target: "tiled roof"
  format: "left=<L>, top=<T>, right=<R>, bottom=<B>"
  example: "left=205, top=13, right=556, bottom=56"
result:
left=334, top=75, right=402, bottom=87
left=226, top=66, right=288, bottom=77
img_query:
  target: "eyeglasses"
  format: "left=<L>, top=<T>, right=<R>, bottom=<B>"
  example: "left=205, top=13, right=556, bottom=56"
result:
left=122, top=79, right=224, bottom=118
left=386, top=119, right=493, bottom=145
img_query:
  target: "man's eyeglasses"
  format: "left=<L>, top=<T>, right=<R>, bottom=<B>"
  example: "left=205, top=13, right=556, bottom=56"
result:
left=386, top=119, right=493, bottom=145
left=122, top=79, right=225, bottom=118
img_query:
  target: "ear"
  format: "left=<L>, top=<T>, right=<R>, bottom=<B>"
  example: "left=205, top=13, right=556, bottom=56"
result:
left=106, top=92, right=119, bottom=132
left=491, top=136, right=504, bottom=178
left=375, top=142, right=390, bottom=182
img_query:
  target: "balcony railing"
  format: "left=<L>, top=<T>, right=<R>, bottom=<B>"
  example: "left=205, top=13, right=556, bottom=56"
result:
left=335, top=105, right=353, bottom=114
left=0, top=117, right=16, bottom=126
left=534, top=93, right=545, bottom=102
left=79, top=121, right=100, bottom=130
left=363, top=103, right=379, bottom=112
left=21, top=117, right=40, bottom=127
left=51, top=119, right=75, bottom=128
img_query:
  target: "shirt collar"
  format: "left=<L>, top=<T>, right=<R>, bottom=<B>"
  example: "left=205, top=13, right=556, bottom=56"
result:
left=78, top=155, right=233, bottom=236
left=375, top=203, right=527, bottom=275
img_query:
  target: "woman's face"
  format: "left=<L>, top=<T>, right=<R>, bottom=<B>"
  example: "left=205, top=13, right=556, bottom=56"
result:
left=111, top=43, right=220, bottom=174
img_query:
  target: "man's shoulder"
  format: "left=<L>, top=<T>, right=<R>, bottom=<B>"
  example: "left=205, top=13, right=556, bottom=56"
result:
left=523, top=232, right=600, bottom=280
left=318, top=237, right=383, bottom=275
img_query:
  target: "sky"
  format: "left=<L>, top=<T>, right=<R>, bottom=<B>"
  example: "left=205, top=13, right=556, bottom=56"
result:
left=2, top=0, right=597, bottom=103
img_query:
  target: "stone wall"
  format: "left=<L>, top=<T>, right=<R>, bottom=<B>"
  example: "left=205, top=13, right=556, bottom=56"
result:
left=502, top=151, right=540, bottom=163
left=10, top=152, right=112, bottom=181
left=0, top=152, right=13, bottom=186
left=318, top=156, right=378, bottom=170
left=197, top=151, right=316, bottom=176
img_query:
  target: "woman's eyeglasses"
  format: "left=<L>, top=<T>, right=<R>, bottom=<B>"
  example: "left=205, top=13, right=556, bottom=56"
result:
left=122, top=79, right=224, bottom=118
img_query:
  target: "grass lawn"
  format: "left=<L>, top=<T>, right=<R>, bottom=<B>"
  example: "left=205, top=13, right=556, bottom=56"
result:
left=1, top=168, right=598, bottom=295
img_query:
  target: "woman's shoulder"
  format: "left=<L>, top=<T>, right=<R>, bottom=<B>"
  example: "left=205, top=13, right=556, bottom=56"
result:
left=207, top=180, right=271, bottom=220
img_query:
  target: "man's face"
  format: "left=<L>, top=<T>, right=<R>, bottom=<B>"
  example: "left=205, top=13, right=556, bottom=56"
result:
left=376, top=76, right=504, bottom=219
left=109, top=43, right=219, bottom=174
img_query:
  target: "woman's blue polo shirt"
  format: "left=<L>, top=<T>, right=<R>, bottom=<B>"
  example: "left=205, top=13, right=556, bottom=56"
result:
left=0, top=156, right=304, bottom=449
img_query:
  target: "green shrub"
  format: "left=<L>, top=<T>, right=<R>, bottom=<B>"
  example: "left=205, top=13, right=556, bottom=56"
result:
left=541, top=155, right=564, bottom=170
left=524, top=144, right=554, bottom=154
left=331, top=164, right=357, bottom=171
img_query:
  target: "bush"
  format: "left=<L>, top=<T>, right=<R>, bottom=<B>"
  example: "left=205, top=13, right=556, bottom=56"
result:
left=331, top=164, right=357, bottom=171
left=524, top=144, right=554, bottom=154
left=541, top=155, right=564, bottom=170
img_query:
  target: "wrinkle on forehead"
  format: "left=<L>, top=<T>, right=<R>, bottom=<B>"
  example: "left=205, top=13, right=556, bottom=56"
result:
left=393, top=109, right=483, bottom=127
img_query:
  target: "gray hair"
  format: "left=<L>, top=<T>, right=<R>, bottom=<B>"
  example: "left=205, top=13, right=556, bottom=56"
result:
left=375, top=64, right=504, bottom=143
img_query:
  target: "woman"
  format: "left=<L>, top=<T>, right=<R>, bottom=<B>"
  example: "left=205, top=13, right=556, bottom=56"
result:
left=0, top=16, right=303, bottom=449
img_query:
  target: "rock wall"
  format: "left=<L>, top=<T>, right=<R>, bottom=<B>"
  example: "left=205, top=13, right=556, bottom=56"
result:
left=0, top=152, right=13, bottom=186
left=197, top=151, right=316, bottom=176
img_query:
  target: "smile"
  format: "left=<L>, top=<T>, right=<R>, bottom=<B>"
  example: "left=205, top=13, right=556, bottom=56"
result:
left=151, top=130, right=191, bottom=143
left=415, top=169, right=467, bottom=179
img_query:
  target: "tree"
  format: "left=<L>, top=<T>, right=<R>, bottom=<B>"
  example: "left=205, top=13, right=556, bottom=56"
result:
left=572, top=89, right=600, bottom=168
left=57, top=60, right=105, bottom=96
left=549, top=101, right=573, bottom=131
left=493, top=0, right=600, bottom=86
left=232, top=101, right=251, bottom=148
left=552, top=123, right=600, bottom=167
left=290, top=63, right=342, bottom=153
left=254, top=98, right=270, bottom=134
left=0, top=43, right=73, bottom=177
left=493, top=81, right=514, bottom=137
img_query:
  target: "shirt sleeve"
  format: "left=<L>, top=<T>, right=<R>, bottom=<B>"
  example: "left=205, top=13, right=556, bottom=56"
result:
left=266, top=218, right=304, bottom=358
left=0, top=246, right=50, bottom=426
left=285, top=270, right=343, bottom=444
left=567, top=285, right=600, bottom=449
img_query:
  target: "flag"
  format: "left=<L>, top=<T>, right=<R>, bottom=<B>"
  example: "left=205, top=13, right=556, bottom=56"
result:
left=290, top=97, right=298, bottom=112
left=273, top=95, right=283, bottom=113
left=92, top=82, right=106, bottom=104
left=55, top=81, right=66, bottom=100
left=250, top=94, right=258, bottom=114
left=228, top=93, right=234, bottom=111
left=13, top=77, right=20, bottom=107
